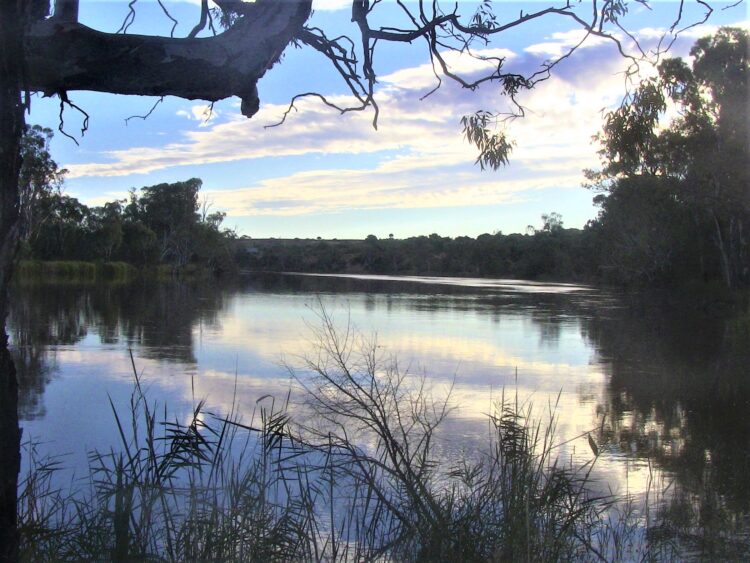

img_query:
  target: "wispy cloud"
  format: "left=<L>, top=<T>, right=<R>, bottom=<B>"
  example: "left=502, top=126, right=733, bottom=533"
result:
left=525, top=29, right=611, bottom=58
left=62, top=40, right=635, bottom=217
left=204, top=163, right=582, bottom=216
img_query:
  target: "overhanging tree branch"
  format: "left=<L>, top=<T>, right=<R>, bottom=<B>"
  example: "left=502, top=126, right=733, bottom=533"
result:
left=23, top=0, right=721, bottom=131
left=24, top=0, right=313, bottom=118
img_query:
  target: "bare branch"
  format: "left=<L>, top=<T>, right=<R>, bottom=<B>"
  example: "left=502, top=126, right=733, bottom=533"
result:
left=287, top=0, right=679, bottom=133
left=125, top=96, right=164, bottom=125
left=265, top=92, right=359, bottom=129
left=156, top=0, right=178, bottom=38
left=188, top=0, right=210, bottom=39
left=57, top=91, right=89, bottom=145
left=722, top=0, right=744, bottom=10
left=117, top=0, right=138, bottom=34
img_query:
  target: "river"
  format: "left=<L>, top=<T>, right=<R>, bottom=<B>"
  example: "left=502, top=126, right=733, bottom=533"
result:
left=8, top=272, right=750, bottom=525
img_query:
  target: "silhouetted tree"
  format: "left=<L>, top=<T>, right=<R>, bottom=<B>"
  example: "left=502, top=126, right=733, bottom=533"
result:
left=587, top=28, right=749, bottom=287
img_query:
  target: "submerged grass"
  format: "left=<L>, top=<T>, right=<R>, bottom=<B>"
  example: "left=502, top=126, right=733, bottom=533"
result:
left=16, top=313, right=749, bottom=561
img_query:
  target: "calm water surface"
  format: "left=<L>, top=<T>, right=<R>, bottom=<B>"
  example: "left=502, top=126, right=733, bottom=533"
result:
left=9, top=272, right=750, bottom=511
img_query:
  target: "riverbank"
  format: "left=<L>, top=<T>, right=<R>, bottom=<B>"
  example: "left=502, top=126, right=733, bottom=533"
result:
left=232, top=231, right=598, bottom=283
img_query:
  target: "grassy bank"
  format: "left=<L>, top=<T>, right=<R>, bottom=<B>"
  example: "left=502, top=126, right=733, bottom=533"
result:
left=16, top=316, right=750, bottom=561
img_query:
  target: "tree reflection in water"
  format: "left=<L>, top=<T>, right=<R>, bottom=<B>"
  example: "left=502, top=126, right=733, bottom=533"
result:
left=586, top=294, right=750, bottom=548
left=8, top=279, right=230, bottom=419
left=9, top=275, right=750, bottom=552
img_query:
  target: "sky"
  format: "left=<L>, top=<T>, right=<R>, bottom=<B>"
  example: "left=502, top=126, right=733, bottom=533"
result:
left=27, top=1, right=748, bottom=239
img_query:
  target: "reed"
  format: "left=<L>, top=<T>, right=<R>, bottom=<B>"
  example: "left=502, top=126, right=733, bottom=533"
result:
left=16, top=315, right=746, bottom=561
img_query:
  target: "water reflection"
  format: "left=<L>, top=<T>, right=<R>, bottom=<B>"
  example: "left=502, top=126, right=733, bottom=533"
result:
left=587, top=296, right=750, bottom=515
left=8, top=273, right=750, bottom=523
left=9, top=280, right=231, bottom=419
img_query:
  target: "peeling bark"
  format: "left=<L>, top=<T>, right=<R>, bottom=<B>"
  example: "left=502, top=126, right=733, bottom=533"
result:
left=25, top=0, right=312, bottom=117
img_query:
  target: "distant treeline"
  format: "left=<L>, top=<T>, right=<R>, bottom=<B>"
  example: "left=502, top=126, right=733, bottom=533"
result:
left=18, top=131, right=235, bottom=274
left=17, top=29, right=748, bottom=289
left=234, top=221, right=598, bottom=282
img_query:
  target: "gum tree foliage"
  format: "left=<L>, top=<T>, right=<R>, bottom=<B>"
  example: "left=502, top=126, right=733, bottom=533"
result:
left=0, top=0, right=728, bottom=558
left=136, top=178, right=202, bottom=264
left=17, top=126, right=66, bottom=245
left=587, top=27, right=749, bottom=287
left=20, top=158, right=234, bottom=269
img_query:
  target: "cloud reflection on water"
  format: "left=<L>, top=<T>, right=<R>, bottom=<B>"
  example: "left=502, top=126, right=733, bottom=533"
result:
left=9, top=273, right=750, bottom=511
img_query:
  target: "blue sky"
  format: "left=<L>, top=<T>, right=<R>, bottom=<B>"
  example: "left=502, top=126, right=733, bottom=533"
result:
left=28, top=1, right=747, bottom=238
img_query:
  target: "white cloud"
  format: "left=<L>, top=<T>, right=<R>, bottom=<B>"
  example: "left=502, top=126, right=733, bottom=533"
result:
left=380, top=48, right=517, bottom=92
left=203, top=166, right=575, bottom=217
left=312, top=0, right=351, bottom=11
left=637, top=19, right=749, bottom=43
left=64, top=41, right=630, bottom=217
left=525, top=29, right=612, bottom=58
left=176, top=103, right=220, bottom=127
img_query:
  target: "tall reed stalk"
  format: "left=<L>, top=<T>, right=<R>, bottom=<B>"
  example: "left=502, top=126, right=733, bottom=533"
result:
left=17, top=311, right=745, bottom=561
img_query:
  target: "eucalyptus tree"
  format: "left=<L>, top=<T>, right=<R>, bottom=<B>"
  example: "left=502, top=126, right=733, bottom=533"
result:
left=0, top=0, right=729, bottom=558
left=138, top=179, right=202, bottom=265
left=589, top=28, right=749, bottom=287
left=17, top=126, right=66, bottom=246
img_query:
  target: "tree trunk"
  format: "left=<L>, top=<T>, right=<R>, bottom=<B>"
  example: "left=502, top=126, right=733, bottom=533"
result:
left=713, top=212, right=734, bottom=290
left=0, top=1, right=26, bottom=560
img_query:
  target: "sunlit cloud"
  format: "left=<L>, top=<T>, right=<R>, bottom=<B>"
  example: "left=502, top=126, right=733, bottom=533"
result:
left=312, top=0, right=351, bottom=11
left=204, top=168, right=580, bottom=216
left=176, top=104, right=220, bottom=127
left=62, top=39, right=639, bottom=218
left=525, top=29, right=612, bottom=58
left=636, top=19, right=749, bottom=42
left=380, top=47, right=517, bottom=92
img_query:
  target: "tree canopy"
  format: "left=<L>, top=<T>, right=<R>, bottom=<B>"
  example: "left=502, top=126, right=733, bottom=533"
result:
left=587, top=27, right=749, bottom=288
left=0, top=3, right=739, bottom=557
left=17, top=151, right=236, bottom=272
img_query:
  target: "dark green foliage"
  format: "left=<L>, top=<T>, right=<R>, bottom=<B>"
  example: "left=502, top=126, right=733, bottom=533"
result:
left=18, top=125, right=66, bottom=243
left=18, top=133, right=236, bottom=274
left=134, top=178, right=202, bottom=265
left=90, top=201, right=124, bottom=261
left=461, top=111, right=515, bottom=171
left=586, top=176, right=700, bottom=285
left=236, top=224, right=596, bottom=282
left=588, top=27, right=749, bottom=288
